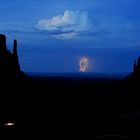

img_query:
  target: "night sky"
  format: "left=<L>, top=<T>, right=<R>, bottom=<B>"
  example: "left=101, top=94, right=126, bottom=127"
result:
left=0, top=0, right=140, bottom=74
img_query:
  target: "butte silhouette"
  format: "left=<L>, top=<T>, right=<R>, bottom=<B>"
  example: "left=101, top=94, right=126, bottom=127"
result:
left=0, top=34, right=25, bottom=81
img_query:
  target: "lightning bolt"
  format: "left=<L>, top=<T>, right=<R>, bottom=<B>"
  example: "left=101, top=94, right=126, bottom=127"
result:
left=79, top=58, right=88, bottom=72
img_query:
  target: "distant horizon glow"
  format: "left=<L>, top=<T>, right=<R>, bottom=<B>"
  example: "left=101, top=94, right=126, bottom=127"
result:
left=4, top=122, right=15, bottom=126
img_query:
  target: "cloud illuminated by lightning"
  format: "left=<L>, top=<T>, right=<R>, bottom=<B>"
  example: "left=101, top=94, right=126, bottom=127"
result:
left=37, top=10, right=90, bottom=39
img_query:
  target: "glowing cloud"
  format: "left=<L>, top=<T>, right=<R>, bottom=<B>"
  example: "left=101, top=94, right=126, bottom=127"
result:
left=37, top=10, right=91, bottom=39
left=79, top=57, right=88, bottom=72
left=37, top=10, right=89, bottom=32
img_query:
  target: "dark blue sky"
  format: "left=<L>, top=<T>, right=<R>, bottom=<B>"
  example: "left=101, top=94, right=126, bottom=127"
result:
left=0, top=0, right=140, bottom=73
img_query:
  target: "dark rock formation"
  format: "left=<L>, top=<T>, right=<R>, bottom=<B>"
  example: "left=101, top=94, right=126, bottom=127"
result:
left=126, top=56, right=140, bottom=81
left=133, top=56, right=140, bottom=74
left=0, top=34, right=25, bottom=80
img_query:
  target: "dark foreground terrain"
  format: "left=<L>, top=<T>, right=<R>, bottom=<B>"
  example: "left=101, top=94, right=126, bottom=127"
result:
left=1, top=34, right=140, bottom=139
left=1, top=75, right=140, bottom=140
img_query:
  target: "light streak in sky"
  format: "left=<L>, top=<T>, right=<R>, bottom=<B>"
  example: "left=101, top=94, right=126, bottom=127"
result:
left=4, top=122, right=15, bottom=126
